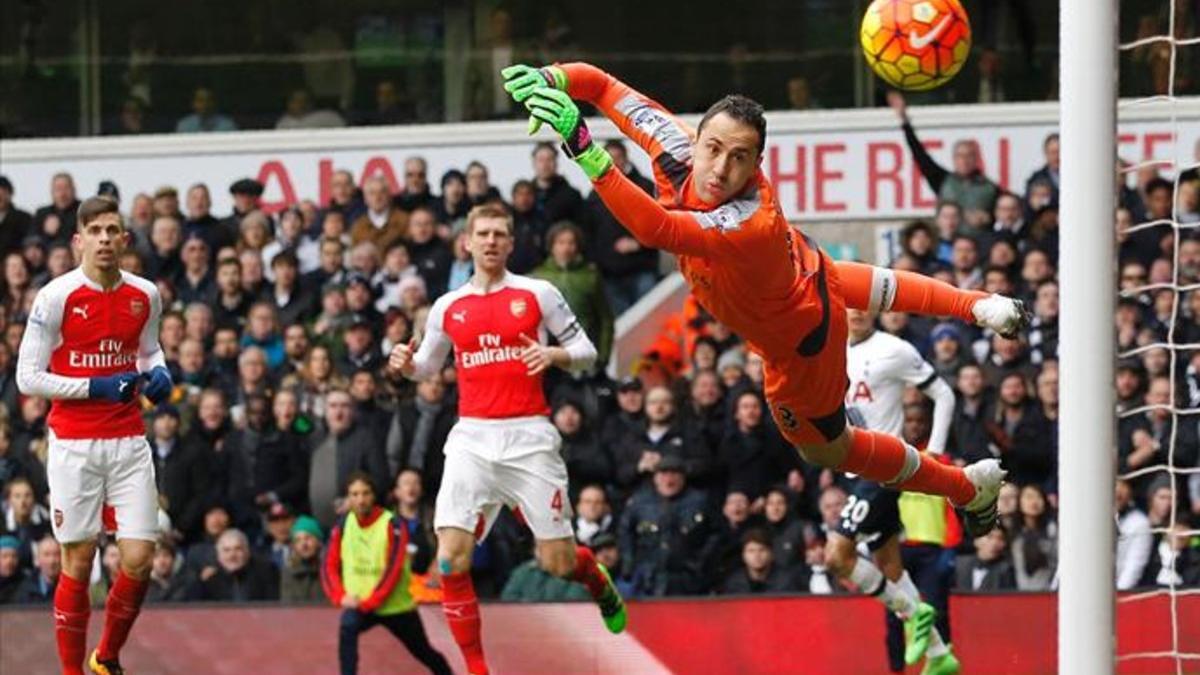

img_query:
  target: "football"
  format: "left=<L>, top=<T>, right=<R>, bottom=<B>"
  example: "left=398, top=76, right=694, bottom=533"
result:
left=861, top=0, right=972, bottom=91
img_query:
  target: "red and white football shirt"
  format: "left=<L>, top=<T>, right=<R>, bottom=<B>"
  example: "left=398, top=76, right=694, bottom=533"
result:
left=17, top=268, right=164, bottom=439
left=409, top=272, right=596, bottom=419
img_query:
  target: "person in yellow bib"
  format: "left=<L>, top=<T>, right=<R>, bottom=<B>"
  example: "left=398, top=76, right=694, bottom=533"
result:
left=321, top=472, right=452, bottom=675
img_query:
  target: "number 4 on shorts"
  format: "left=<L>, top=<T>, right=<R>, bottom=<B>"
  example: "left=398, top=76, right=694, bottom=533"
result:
left=550, top=488, right=563, bottom=513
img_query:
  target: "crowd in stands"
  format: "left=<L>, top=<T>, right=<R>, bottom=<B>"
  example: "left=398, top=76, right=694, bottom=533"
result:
left=2, top=98, right=1200, bottom=609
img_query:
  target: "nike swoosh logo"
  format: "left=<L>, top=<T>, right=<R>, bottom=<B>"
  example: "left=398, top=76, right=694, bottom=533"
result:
left=909, top=15, right=951, bottom=50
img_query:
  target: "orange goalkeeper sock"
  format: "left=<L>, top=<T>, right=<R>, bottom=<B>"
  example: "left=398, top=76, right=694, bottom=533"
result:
left=837, top=427, right=977, bottom=506
left=835, top=261, right=987, bottom=322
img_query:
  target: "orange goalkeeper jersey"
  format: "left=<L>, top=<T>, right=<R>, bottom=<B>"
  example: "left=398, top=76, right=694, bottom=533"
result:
left=561, top=63, right=829, bottom=362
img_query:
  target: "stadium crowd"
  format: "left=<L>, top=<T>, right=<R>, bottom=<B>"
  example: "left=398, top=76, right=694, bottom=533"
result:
left=1, top=102, right=1200, bottom=609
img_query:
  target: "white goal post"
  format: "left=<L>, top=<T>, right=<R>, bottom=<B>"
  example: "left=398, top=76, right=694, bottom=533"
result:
left=1058, top=0, right=1118, bottom=673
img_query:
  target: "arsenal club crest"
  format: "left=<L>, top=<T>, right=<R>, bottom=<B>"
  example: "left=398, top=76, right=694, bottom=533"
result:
left=510, top=299, right=527, bottom=318
left=130, top=299, right=145, bottom=316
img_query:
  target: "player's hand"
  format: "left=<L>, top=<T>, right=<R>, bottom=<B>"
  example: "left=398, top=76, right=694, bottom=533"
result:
left=140, top=365, right=173, bottom=404
left=501, top=64, right=566, bottom=104
left=341, top=594, right=360, bottom=609
left=519, top=334, right=552, bottom=376
left=523, top=87, right=614, bottom=181
left=886, top=90, right=908, bottom=121
left=88, top=372, right=140, bottom=403
left=387, top=338, right=418, bottom=377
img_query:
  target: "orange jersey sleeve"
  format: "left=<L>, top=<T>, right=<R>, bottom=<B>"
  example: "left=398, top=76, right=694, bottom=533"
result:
left=558, top=62, right=694, bottom=204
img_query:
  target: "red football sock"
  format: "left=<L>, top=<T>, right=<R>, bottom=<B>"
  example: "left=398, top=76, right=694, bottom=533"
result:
left=54, top=572, right=91, bottom=675
left=96, top=569, right=150, bottom=662
left=837, top=428, right=977, bottom=506
left=835, top=261, right=986, bottom=322
left=571, top=546, right=609, bottom=601
left=442, top=571, right=488, bottom=675
left=895, top=452, right=978, bottom=507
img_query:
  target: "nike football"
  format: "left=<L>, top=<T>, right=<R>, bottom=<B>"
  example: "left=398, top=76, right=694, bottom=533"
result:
left=860, top=0, right=971, bottom=91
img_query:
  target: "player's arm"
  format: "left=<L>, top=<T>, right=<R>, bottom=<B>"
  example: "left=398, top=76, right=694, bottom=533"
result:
left=16, top=289, right=90, bottom=399
left=320, top=517, right=348, bottom=605
left=136, top=282, right=173, bottom=403
left=390, top=298, right=454, bottom=381
left=520, top=87, right=760, bottom=259
left=532, top=282, right=597, bottom=374
left=357, top=517, right=409, bottom=613
left=895, top=342, right=955, bottom=455
left=503, top=62, right=695, bottom=168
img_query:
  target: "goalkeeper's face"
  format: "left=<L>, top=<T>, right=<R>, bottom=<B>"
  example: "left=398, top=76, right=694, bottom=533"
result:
left=468, top=216, right=514, bottom=274
left=692, top=112, right=762, bottom=205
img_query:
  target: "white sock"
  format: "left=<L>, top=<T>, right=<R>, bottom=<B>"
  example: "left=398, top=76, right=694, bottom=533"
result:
left=883, top=578, right=918, bottom=617
left=849, top=557, right=885, bottom=596
left=896, top=571, right=949, bottom=657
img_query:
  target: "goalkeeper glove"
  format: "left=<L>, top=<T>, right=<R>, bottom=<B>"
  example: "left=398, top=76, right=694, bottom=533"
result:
left=88, top=372, right=140, bottom=403
left=140, top=365, right=174, bottom=404
left=501, top=64, right=567, bottom=104
left=523, top=87, right=614, bottom=181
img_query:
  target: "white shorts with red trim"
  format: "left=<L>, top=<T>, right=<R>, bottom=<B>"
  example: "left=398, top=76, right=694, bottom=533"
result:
left=434, top=416, right=574, bottom=542
left=46, top=432, right=160, bottom=543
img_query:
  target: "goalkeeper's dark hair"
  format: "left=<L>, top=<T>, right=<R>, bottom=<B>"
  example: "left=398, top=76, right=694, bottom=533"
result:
left=698, top=94, right=767, bottom=156
left=77, top=195, right=122, bottom=230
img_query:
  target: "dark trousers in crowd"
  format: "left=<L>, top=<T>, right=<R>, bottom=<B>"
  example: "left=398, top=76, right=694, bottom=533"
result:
left=338, top=608, right=452, bottom=675
left=604, top=272, right=657, bottom=316
left=884, top=544, right=955, bottom=673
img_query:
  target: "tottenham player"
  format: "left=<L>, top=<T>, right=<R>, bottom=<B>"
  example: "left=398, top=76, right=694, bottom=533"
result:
left=824, top=308, right=960, bottom=675
left=16, top=196, right=173, bottom=675
left=387, top=205, right=626, bottom=675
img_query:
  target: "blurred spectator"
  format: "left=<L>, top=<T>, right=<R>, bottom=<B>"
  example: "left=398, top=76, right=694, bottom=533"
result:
left=262, top=207, right=320, bottom=280
left=1119, top=376, right=1194, bottom=501
left=1010, top=485, right=1057, bottom=591
left=307, top=390, right=388, bottom=529
left=389, top=469, right=436, bottom=575
left=679, top=369, right=727, bottom=464
left=533, top=223, right=614, bottom=368
left=109, top=97, right=150, bottom=135
left=275, top=89, right=346, bottom=130
left=720, top=390, right=789, bottom=501
left=590, top=533, right=633, bottom=597
left=338, top=316, right=383, bottom=376
left=0, top=535, right=26, bottom=604
left=386, top=375, right=452, bottom=491
left=406, top=207, right=451, bottom=298
left=90, top=540, right=122, bottom=606
left=145, top=540, right=187, bottom=603
left=185, top=504, right=231, bottom=580
left=150, top=404, right=211, bottom=547
left=184, top=183, right=237, bottom=254
left=889, top=93, right=999, bottom=231
left=508, top=180, right=548, bottom=274
left=348, top=369, right=390, bottom=431
left=242, top=304, right=286, bottom=370
left=360, top=80, right=411, bottom=127
left=988, top=372, right=1053, bottom=488
left=433, top=170, right=469, bottom=228
left=955, top=527, right=1017, bottom=591
left=229, top=390, right=310, bottom=521
left=3, top=476, right=49, bottom=565
left=574, top=484, right=614, bottom=547
left=265, top=251, right=318, bottom=328
left=1143, top=522, right=1200, bottom=588
left=1116, top=479, right=1153, bottom=590
left=952, top=363, right=992, bottom=464
left=466, top=8, right=528, bottom=120
left=14, top=534, right=60, bottom=604
left=395, top=157, right=436, bottom=213
left=175, top=87, right=238, bottom=133
left=618, top=456, right=720, bottom=596
left=762, top=486, right=808, bottom=571
left=351, top=177, right=409, bottom=255
left=786, top=76, right=820, bottom=110
left=614, top=386, right=712, bottom=495
left=0, top=427, right=46, bottom=512
left=146, top=215, right=184, bottom=282
left=327, top=171, right=366, bottom=225
left=305, top=236, right=349, bottom=292
left=220, top=180, right=266, bottom=244
left=555, top=399, right=612, bottom=495
left=1024, top=133, right=1061, bottom=205
left=501, top=548, right=591, bottom=601
left=600, top=377, right=645, bottom=461
left=465, top=161, right=503, bottom=207
left=722, top=529, right=800, bottom=594
left=33, top=173, right=80, bottom=244
left=0, top=176, right=33, bottom=257
left=280, top=515, right=325, bottom=603
left=189, top=528, right=279, bottom=601
left=177, top=236, right=214, bottom=305
left=532, top=143, right=583, bottom=225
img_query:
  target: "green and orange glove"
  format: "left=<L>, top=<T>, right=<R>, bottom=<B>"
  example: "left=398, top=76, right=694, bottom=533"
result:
left=522, top=87, right=613, bottom=181
left=501, top=63, right=567, bottom=104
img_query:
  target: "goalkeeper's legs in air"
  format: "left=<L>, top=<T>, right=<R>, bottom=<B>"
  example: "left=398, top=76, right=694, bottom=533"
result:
left=767, top=262, right=1005, bottom=536
left=834, top=261, right=1030, bottom=338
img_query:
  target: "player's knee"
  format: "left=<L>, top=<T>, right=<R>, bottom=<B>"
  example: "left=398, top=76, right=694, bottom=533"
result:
left=540, top=551, right=576, bottom=579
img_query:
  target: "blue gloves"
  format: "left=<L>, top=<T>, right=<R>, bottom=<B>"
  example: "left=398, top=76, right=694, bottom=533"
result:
left=140, top=366, right=173, bottom=404
left=88, top=372, right=141, bottom=403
